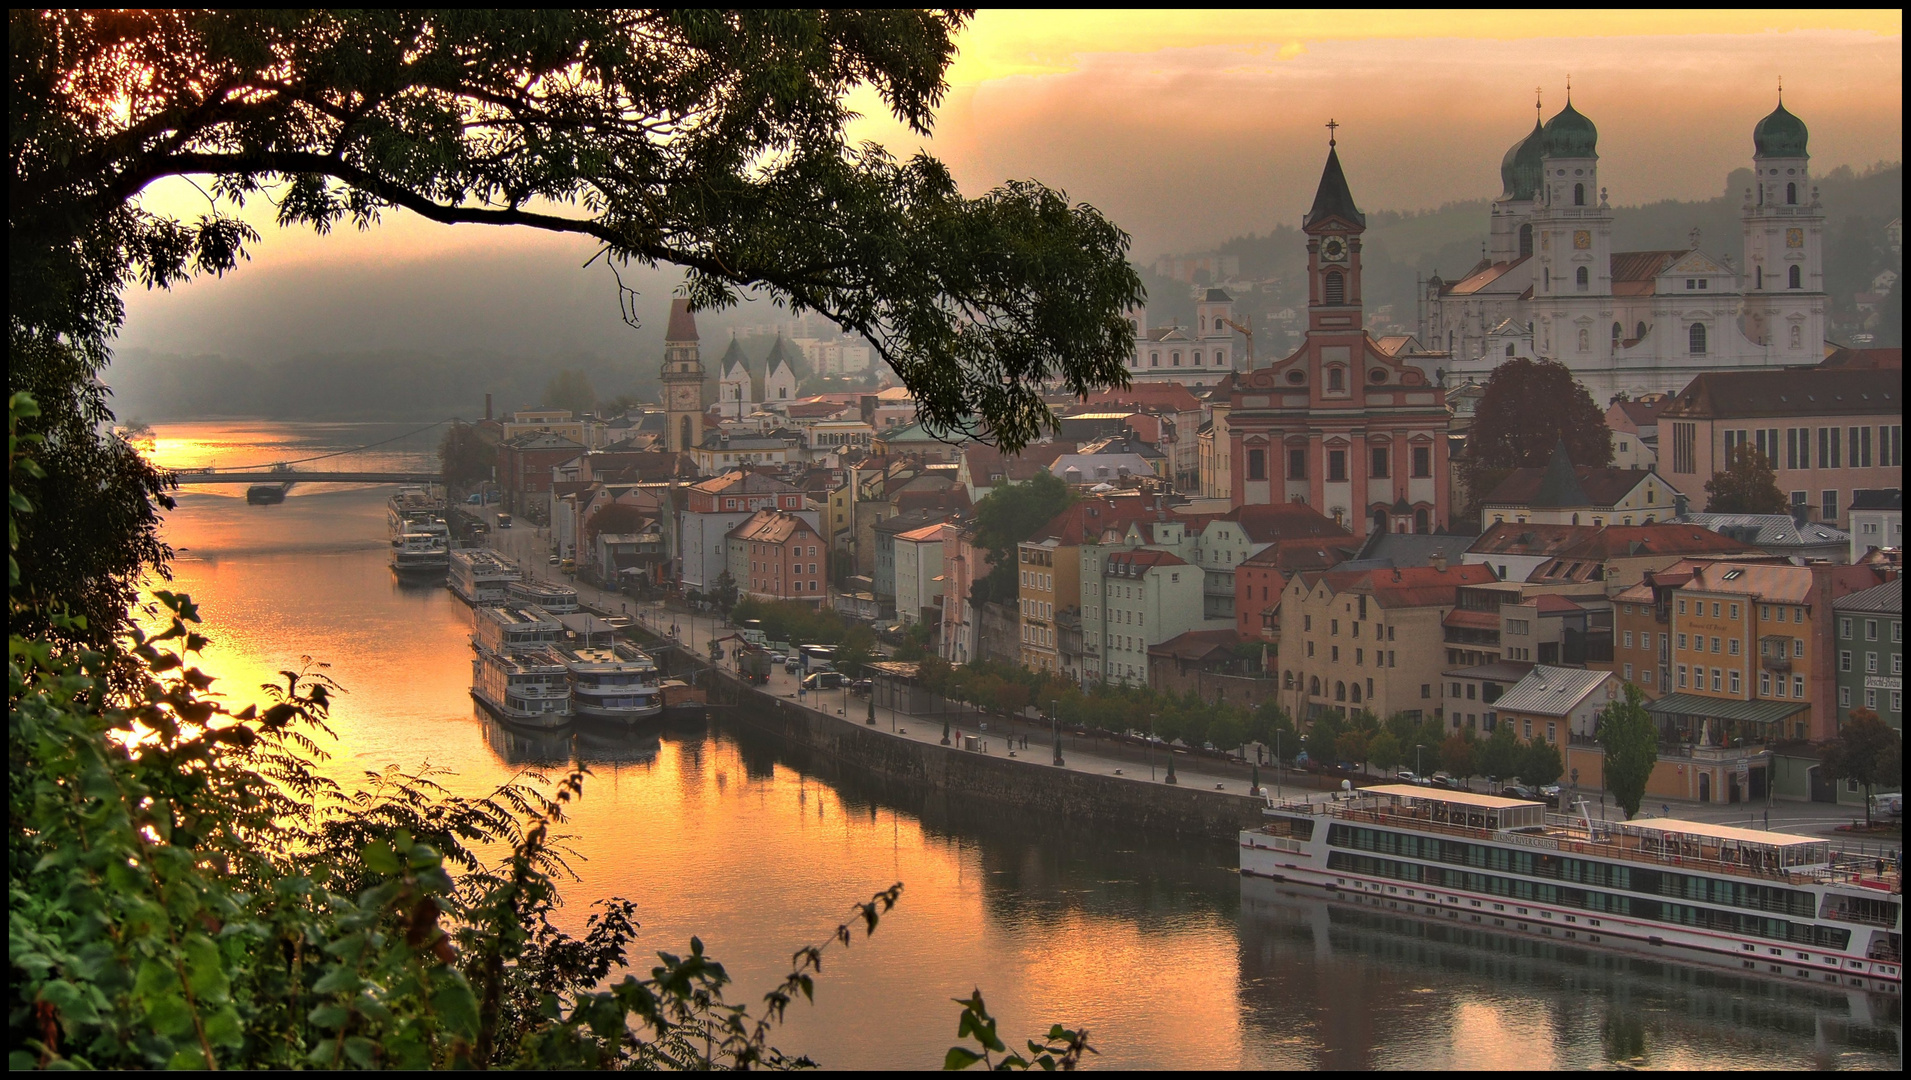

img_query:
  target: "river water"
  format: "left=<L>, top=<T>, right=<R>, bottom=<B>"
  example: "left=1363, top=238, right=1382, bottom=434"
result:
left=140, top=420, right=1900, bottom=1070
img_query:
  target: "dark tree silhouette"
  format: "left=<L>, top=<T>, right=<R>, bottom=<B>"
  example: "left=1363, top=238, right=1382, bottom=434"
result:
left=1704, top=444, right=1788, bottom=515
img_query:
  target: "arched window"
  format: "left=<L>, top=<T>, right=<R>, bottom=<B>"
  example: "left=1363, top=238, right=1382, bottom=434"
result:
left=1190, top=352, right=1200, bottom=366
left=1518, top=223, right=1533, bottom=258
left=1574, top=182, right=1585, bottom=206
left=1172, top=352, right=1181, bottom=366
left=1756, top=266, right=1763, bottom=290
left=1635, top=321, right=1647, bottom=341
left=1611, top=321, right=1623, bottom=346
left=1335, top=681, right=1346, bottom=702
left=1688, top=322, right=1707, bottom=355
left=1788, top=264, right=1801, bottom=289
left=1786, top=181, right=1797, bottom=205
left=1327, top=366, right=1345, bottom=392
left=1372, top=508, right=1388, bottom=533
left=1350, top=682, right=1363, bottom=704
left=1414, top=508, right=1430, bottom=534
left=1323, top=270, right=1345, bottom=305
left=1575, top=266, right=1589, bottom=290
left=1578, top=328, right=1589, bottom=351
left=680, top=414, right=693, bottom=450
left=1309, top=676, right=1321, bottom=696
left=1150, top=352, right=1160, bottom=367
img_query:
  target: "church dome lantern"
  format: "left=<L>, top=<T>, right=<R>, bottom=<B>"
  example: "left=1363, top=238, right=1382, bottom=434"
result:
left=1541, top=101, right=1598, bottom=159
left=1753, top=101, right=1809, bottom=158
left=1499, top=120, right=1545, bottom=200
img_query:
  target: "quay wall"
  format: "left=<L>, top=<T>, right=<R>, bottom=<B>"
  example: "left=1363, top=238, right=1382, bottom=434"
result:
left=699, top=664, right=1265, bottom=839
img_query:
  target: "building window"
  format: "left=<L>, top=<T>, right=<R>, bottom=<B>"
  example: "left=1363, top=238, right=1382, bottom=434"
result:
left=1573, top=182, right=1585, bottom=206
left=1411, top=446, right=1432, bottom=479
left=1786, top=182, right=1797, bottom=206
left=1246, top=448, right=1266, bottom=481
left=1324, top=270, right=1345, bottom=305
left=1823, top=490, right=1838, bottom=521
left=1288, top=447, right=1307, bottom=480
left=1788, top=264, right=1802, bottom=289
left=1172, top=352, right=1181, bottom=366
left=1370, top=447, right=1390, bottom=479
left=1688, top=323, right=1707, bottom=355
left=1327, top=366, right=1345, bottom=392
left=1327, top=450, right=1347, bottom=483
left=1575, top=266, right=1589, bottom=291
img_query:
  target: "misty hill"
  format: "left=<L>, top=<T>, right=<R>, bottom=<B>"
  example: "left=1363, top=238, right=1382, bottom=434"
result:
left=1141, top=161, right=1902, bottom=350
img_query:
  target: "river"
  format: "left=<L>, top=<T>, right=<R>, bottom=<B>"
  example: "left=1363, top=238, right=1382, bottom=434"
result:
left=140, top=420, right=1901, bottom=1070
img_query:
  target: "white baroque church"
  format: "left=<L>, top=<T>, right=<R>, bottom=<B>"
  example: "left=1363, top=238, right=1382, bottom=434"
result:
left=1422, top=93, right=1826, bottom=403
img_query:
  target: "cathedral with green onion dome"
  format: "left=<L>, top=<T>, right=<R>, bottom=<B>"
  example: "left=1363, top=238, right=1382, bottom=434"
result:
left=1423, top=88, right=1827, bottom=403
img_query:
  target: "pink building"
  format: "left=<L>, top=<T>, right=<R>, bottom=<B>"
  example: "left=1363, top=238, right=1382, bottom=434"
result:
left=1228, top=135, right=1450, bottom=540
left=938, top=524, right=993, bottom=666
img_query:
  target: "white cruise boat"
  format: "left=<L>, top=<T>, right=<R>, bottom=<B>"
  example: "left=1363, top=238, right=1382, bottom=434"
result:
left=469, top=605, right=570, bottom=728
left=1241, top=784, right=1902, bottom=993
left=449, top=548, right=521, bottom=605
left=506, top=578, right=579, bottom=613
left=559, top=641, right=662, bottom=725
left=388, top=486, right=450, bottom=577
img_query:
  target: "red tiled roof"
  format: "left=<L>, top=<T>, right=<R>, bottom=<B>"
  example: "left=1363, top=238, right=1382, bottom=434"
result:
left=1080, top=384, right=1203, bottom=413
left=1225, top=501, right=1353, bottom=543
left=1442, top=609, right=1502, bottom=631
left=1104, top=548, right=1187, bottom=571
left=692, top=468, right=800, bottom=495
left=1469, top=522, right=1751, bottom=561
left=1484, top=466, right=1656, bottom=509
left=1310, top=563, right=1497, bottom=608
left=1820, top=347, right=1902, bottom=370
left=1609, top=250, right=1688, bottom=297
left=1531, top=594, right=1584, bottom=614
left=1661, top=368, right=1900, bottom=421
left=1442, top=256, right=1530, bottom=297
left=1147, top=628, right=1241, bottom=660
left=1239, top=537, right=1357, bottom=573
left=725, top=508, right=817, bottom=544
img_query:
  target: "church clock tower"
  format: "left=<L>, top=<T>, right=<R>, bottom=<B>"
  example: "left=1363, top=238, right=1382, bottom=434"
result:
left=661, top=298, right=704, bottom=454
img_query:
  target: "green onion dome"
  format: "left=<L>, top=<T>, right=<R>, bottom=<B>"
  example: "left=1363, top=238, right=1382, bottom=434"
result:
left=1500, top=120, right=1544, bottom=200
left=1541, top=101, right=1598, bottom=159
left=1753, top=101, right=1809, bottom=158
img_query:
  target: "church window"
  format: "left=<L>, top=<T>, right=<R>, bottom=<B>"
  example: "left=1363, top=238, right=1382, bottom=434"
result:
left=1518, top=224, right=1533, bottom=258
left=1788, top=264, right=1801, bottom=290
left=1191, top=352, right=1200, bottom=366
left=1786, top=182, right=1797, bottom=205
left=1611, top=322, right=1622, bottom=347
left=1370, top=447, right=1390, bottom=479
left=680, top=415, right=693, bottom=450
left=1635, top=321, right=1647, bottom=341
left=1412, top=446, right=1432, bottom=478
left=1543, top=268, right=1550, bottom=290
left=1576, top=266, right=1589, bottom=290
left=1150, top=352, right=1160, bottom=367
left=1573, top=182, right=1585, bottom=206
left=1756, top=266, right=1763, bottom=289
left=1172, top=352, right=1181, bottom=366
left=1327, top=366, right=1345, bottom=392
left=1323, top=270, right=1345, bottom=305
left=1688, top=323, right=1708, bottom=355
left=1289, top=447, right=1308, bottom=480
left=1246, top=448, right=1266, bottom=481
left=1504, top=343, right=1514, bottom=357
left=1578, top=328, right=1589, bottom=351
left=1327, top=450, right=1348, bottom=483
left=1414, top=508, right=1430, bottom=534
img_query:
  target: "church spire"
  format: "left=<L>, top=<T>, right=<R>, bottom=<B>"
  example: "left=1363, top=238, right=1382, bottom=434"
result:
left=1304, top=122, right=1365, bottom=231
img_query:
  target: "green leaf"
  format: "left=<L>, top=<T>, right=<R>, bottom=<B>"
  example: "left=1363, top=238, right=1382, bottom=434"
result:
left=361, top=839, right=400, bottom=875
left=306, top=1003, right=349, bottom=1030
left=167, top=1047, right=212, bottom=1070
left=430, top=976, right=480, bottom=1039
left=182, top=935, right=229, bottom=1003
left=311, top=965, right=363, bottom=995
left=342, top=1036, right=377, bottom=1069
left=943, top=1046, right=984, bottom=1070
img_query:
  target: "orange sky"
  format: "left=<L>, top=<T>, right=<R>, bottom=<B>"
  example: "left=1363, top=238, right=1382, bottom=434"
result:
left=120, top=11, right=1901, bottom=359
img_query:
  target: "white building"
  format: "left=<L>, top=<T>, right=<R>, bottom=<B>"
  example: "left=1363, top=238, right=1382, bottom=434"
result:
left=1123, top=289, right=1240, bottom=390
left=891, top=522, right=947, bottom=627
left=1849, top=490, right=1903, bottom=562
left=1424, top=95, right=1827, bottom=402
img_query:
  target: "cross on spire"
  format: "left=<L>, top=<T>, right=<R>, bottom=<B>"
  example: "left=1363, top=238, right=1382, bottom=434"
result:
left=1777, top=75, right=1784, bottom=103
left=1565, top=73, right=1572, bottom=102
left=1325, top=118, right=1338, bottom=147
left=1534, top=86, right=1542, bottom=121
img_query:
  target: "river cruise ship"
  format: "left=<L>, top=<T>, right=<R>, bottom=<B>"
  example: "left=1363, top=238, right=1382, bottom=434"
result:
left=448, top=548, right=521, bottom=605
left=1241, top=784, right=1901, bottom=992
left=558, top=641, right=662, bottom=724
left=505, top=578, right=579, bottom=613
left=389, top=487, right=451, bottom=578
left=469, top=604, right=570, bottom=728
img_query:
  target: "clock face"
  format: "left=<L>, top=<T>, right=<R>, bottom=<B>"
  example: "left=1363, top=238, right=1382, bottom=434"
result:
left=669, top=384, right=699, bottom=409
left=1321, top=236, right=1347, bottom=262
left=1573, top=230, right=1591, bottom=250
left=1785, top=227, right=1804, bottom=249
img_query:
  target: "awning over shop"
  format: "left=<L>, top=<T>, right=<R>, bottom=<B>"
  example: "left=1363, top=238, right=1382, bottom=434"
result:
left=1645, top=693, right=1807, bottom=725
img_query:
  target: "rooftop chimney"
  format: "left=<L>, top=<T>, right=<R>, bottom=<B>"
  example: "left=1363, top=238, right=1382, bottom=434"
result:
left=1430, top=552, right=1448, bottom=573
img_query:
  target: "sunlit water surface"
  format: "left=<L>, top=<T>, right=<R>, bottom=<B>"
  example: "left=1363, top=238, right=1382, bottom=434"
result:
left=137, top=421, right=1901, bottom=1070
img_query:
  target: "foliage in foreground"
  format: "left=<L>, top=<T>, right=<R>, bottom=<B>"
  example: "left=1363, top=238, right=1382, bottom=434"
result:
left=8, top=392, right=1086, bottom=1069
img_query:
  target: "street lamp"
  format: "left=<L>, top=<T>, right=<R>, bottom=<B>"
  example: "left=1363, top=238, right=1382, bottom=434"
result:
left=1051, top=698, right=1064, bottom=767
left=1149, top=713, right=1157, bottom=782
left=1415, top=742, right=1426, bottom=780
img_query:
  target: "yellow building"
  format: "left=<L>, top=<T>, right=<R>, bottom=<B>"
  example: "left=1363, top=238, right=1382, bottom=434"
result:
left=1017, top=538, right=1076, bottom=674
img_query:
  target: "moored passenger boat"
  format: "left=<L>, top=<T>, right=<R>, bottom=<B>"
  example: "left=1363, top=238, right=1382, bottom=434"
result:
left=469, top=604, right=570, bottom=729
left=449, top=548, right=521, bottom=604
left=1241, top=784, right=1902, bottom=992
left=561, top=641, right=663, bottom=725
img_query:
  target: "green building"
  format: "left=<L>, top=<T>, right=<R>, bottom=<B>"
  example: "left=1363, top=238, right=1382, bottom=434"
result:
left=1829, top=578, right=1901, bottom=806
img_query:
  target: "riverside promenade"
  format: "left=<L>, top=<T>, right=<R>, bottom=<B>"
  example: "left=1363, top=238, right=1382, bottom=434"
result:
left=484, top=522, right=1897, bottom=847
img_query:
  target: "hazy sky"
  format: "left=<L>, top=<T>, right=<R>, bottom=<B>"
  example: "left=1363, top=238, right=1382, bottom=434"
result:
left=118, top=10, right=1901, bottom=364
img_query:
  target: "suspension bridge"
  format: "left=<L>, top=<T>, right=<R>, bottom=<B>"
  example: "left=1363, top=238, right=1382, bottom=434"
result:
left=167, top=419, right=459, bottom=489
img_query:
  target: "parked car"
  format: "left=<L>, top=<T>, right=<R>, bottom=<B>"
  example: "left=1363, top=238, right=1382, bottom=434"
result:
left=548, top=555, right=560, bottom=565
left=785, top=657, right=801, bottom=674
left=1394, top=770, right=1419, bottom=784
left=803, top=671, right=846, bottom=691
left=1500, top=784, right=1536, bottom=800
left=769, top=653, right=787, bottom=666
left=849, top=678, right=873, bottom=695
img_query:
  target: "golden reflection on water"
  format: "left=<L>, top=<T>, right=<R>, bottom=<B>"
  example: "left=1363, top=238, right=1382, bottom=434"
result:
left=133, top=422, right=1900, bottom=1070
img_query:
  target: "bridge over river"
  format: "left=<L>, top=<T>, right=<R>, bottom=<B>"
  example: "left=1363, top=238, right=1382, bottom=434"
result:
left=175, top=470, right=442, bottom=485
